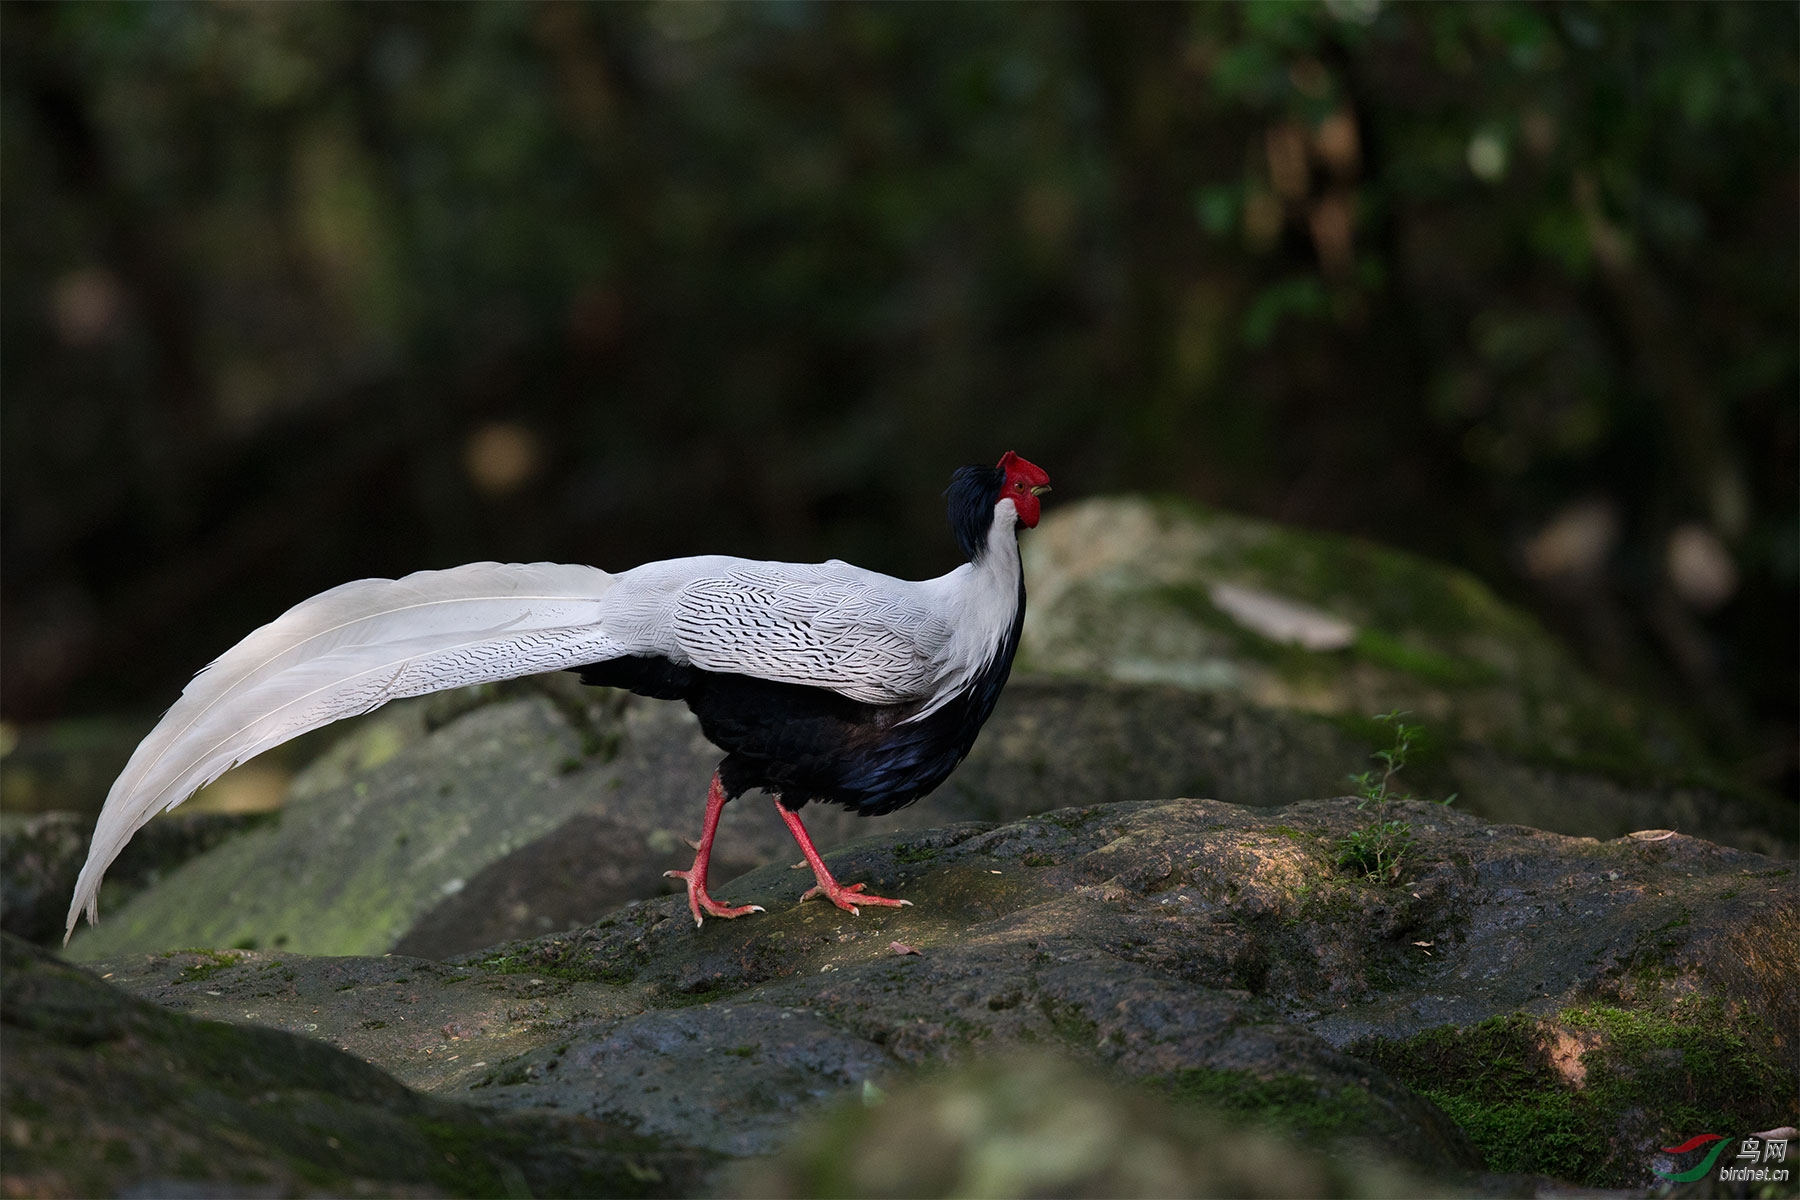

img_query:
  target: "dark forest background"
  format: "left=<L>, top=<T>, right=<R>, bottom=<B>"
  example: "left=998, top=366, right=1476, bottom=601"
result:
left=3, top=2, right=1795, bottom=801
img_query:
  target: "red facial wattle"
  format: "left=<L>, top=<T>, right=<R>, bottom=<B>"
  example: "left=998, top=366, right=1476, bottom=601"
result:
left=996, top=451, right=1051, bottom=528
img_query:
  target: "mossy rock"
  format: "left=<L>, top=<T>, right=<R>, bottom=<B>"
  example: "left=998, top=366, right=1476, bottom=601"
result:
left=1020, top=497, right=1721, bottom=789
left=1351, top=997, right=1793, bottom=1188
left=64, top=694, right=604, bottom=962
left=0, top=933, right=716, bottom=1198
left=1019, top=497, right=1793, bottom=856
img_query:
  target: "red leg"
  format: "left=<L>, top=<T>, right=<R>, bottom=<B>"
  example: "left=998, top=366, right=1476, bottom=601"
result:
left=775, top=799, right=911, bottom=916
left=664, top=772, right=764, bottom=927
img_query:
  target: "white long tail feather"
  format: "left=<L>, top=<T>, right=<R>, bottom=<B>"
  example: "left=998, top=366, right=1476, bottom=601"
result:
left=65, top=561, right=619, bottom=941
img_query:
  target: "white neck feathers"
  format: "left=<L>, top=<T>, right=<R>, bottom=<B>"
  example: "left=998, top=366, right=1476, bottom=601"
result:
left=910, top=499, right=1021, bottom=717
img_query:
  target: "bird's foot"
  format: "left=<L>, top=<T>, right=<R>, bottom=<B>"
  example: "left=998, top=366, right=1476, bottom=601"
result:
left=664, top=869, right=764, bottom=928
left=800, top=880, right=912, bottom=917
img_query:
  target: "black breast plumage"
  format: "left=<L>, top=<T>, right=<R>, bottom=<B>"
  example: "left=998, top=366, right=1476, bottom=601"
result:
left=574, top=573, right=1024, bottom=817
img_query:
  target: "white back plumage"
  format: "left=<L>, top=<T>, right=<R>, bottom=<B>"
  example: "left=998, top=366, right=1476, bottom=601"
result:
left=66, top=506, right=1024, bottom=941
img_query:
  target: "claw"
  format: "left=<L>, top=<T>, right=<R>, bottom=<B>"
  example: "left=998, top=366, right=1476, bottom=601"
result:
left=800, top=879, right=912, bottom=916
left=664, top=868, right=764, bottom=927
left=774, top=797, right=912, bottom=918
left=664, top=772, right=766, bottom=927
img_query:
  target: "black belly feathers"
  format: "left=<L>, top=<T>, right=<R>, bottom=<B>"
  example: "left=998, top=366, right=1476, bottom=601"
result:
left=574, top=573, right=1024, bottom=817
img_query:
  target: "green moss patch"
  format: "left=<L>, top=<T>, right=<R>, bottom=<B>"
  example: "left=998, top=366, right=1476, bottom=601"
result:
left=1037, top=997, right=1100, bottom=1047
left=1147, top=1067, right=1386, bottom=1143
left=1350, top=997, right=1789, bottom=1187
left=1350, top=630, right=1500, bottom=687
left=1153, top=582, right=1342, bottom=682
left=171, top=948, right=244, bottom=983
left=462, top=914, right=659, bottom=986
left=1221, top=519, right=1529, bottom=646
left=463, top=945, right=617, bottom=985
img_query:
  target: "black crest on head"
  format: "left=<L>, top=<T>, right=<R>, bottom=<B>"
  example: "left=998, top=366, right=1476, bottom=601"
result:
left=946, top=465, right=1005, bottom=561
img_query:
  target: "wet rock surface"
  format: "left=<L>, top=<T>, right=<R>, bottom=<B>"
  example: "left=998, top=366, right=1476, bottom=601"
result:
left=84, top=796, right=1795, bottom=1192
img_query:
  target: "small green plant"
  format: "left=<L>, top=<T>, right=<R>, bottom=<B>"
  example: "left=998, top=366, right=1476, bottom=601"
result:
left=1335, top=818, right=1417, bottom=886
left=1348, top=710, right=1416, bottom=806
left=1336, top=711, right=1453, bottom=885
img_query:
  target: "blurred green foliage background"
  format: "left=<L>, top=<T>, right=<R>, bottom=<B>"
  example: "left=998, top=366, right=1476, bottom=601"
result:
left=3, top=2, right=1794, bottom=797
